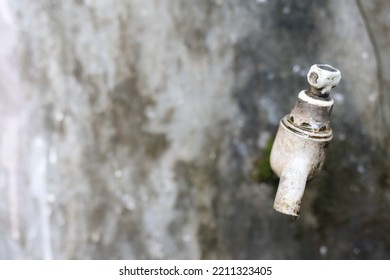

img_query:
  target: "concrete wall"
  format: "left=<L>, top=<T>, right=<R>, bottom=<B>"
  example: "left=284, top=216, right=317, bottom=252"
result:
left=0, top=0, right=389, bottom=259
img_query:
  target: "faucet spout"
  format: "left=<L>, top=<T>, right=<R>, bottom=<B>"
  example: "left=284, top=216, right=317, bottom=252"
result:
left=269, top=64, right=341, bottom=216
left=273, top=157, right=310, bottom=216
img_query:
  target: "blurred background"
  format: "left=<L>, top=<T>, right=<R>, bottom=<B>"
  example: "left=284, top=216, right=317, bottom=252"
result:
left=0, top=0, right=390, bottom=259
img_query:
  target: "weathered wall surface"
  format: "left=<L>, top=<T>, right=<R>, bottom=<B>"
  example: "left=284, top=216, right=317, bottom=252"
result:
left=0, top=0, right=389, bottom=259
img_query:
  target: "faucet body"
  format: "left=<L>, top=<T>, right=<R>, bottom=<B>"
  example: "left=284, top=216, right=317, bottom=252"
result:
left=270, top=64, right=341, bottom=216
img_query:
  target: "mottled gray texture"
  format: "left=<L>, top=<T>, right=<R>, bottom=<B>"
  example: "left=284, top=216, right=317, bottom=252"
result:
left=0, top=0, right=389, bottom=259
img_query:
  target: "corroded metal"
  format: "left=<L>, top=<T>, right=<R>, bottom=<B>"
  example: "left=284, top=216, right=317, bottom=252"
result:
left=270, top=64, right=341, bottom=216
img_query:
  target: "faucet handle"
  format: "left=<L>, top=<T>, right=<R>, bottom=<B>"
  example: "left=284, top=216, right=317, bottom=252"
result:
left=307, top=64, right=341, bottom=97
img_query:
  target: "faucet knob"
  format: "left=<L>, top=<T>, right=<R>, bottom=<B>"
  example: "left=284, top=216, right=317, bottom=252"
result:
left=307, top=64, right=341, bottom=97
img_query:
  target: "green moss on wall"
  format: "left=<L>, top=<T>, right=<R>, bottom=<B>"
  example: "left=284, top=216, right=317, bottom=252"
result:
left=252, top=137, right=276, bottom=183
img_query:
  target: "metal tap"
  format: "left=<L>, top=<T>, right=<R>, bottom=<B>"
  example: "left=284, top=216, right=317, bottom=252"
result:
left=270, top=64, right=341, bottom=216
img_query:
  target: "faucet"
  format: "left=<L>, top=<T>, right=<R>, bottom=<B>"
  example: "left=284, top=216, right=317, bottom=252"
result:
left=270, top=64, right=341, bottom=216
